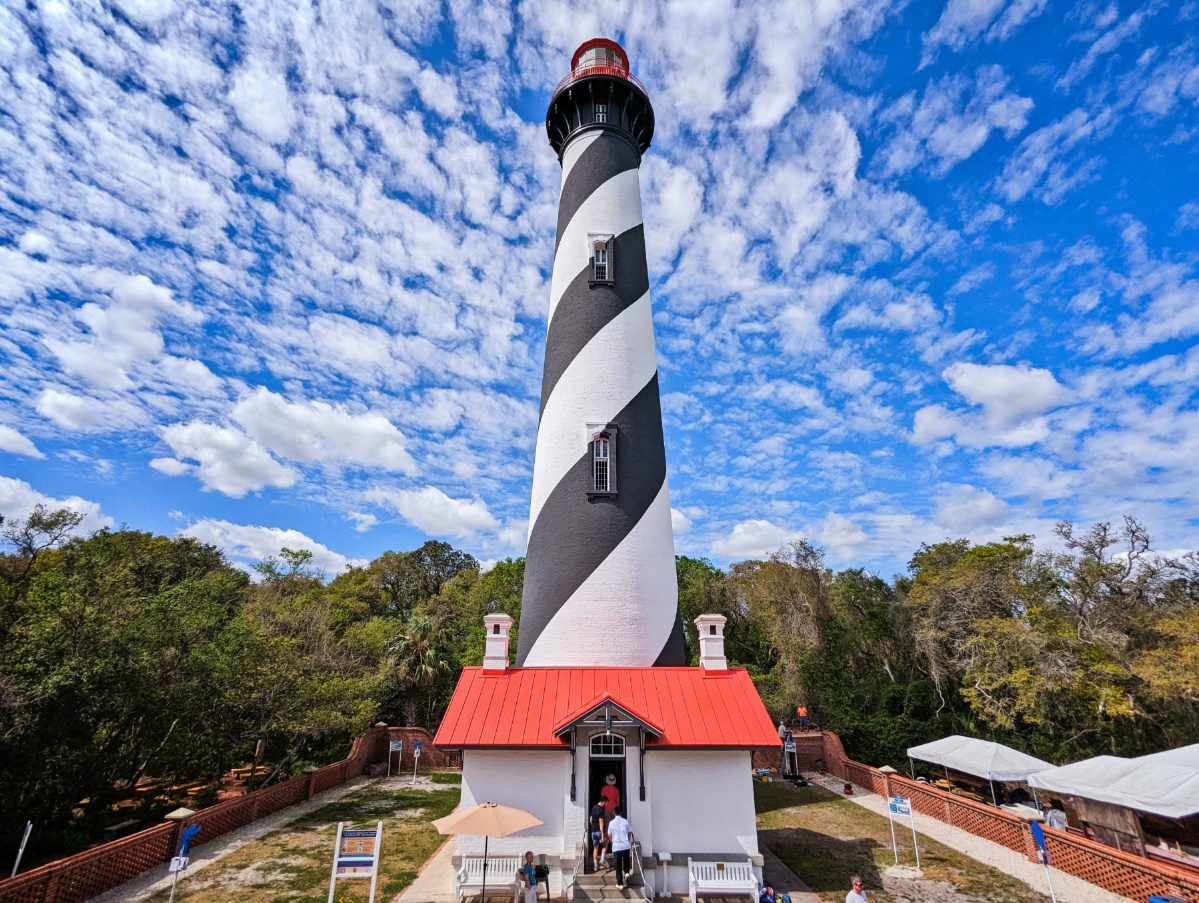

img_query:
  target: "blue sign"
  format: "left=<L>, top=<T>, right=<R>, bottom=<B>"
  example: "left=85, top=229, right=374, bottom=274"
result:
left=1031, top=820, right=1051, bottom=865
left=178, top=824, right=200, bottom=857
left=889, top=796, right=911, bottom=817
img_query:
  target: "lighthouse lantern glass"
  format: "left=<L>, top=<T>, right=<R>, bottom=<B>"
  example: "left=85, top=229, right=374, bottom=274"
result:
left=576, top=46, right=624, bottom=71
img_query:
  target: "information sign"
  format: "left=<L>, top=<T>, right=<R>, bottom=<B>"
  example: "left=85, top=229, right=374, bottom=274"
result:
left=389, top=740, right=403, bottom=752
left=889, top=796, right=911, bottom=817
left=168, top=857, right=189, bottom=873
left=413, top=741, right=422, bottom=757
left=784, top=741, right=796, bottom=753
left=411, top=741, right=422, bottom=784
left=327, top=822, right=383, bottom=903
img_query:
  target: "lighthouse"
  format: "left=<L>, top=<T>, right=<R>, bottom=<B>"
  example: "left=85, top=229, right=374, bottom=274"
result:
left=517, top=39, right=683, bottom=668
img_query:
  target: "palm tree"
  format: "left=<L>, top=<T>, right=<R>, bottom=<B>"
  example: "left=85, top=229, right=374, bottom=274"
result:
left=387, top=615, right=453, bottom=726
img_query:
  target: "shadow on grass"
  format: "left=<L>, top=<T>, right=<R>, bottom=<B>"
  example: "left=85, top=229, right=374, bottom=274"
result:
left=754, top=779, right=840, bottom=814
left=760, top=826, right=885, bottom=895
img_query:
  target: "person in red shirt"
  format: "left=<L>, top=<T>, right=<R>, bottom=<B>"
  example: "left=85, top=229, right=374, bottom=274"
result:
left=601, top=774, right=620, bottom=818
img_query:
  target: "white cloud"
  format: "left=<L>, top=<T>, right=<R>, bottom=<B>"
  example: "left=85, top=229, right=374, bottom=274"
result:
left=159, top=421, right=300, bottom=497
left=0, top=426, right=44, bottom=458
left=0, top=475, right=112, bottom=533
left=932, top=484, right=1009, bottom=534
left=346, top=512, right=379, bottom=532
left=711, top=519, right=801, bottom=560
left=35, top=389, right=143, bottom=433
left=228, top=60, right=296, bottom=145
left=671, top=507, right=693, bottom=535
left=369, top=485, right=500, bottom=539
left=879, top=66, right=1033, bottom=177
left=818, top=512, right=869, bottom=557
left=943, top=362, right=1066, bottom=427
left=179, top=518, right=362, bottom=573
left=921, top=0, right=1048, bottom=66
left=232, top=387, right=417, bottom=474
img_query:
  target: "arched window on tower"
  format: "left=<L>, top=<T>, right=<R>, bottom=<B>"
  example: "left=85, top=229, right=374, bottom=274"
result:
left=587, top=424, right=617, bottom=497
left=593, top=241, right=609, bottom=281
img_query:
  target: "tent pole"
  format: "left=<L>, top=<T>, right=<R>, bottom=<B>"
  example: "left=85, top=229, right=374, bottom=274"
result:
left=989, top=779, right=997, bottom=807
left=482, top=835, right=488, bottom=903
left=908, top=757, right=915, bottom=779
left=1031, top=787, right=1040, bottom=809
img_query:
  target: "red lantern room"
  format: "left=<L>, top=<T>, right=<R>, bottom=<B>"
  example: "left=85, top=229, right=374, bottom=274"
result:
left=546, top=38, right=654, bottom=159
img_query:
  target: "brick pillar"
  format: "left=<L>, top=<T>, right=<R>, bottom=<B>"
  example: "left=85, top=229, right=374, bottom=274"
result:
left=306, top=771, right=317, bottom=800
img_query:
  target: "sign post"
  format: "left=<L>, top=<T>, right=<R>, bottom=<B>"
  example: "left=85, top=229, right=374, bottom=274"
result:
left=11, top=821, right=31, bottom=878
left=884, top=798, right=899, bottom=864
left=783, top=740, right=796, bottom=775
left=387, top=739, right=402, bottom=777
left=327, top=821, right=383, bottom=903
left=889, top=796, right=920, bottom=870
left=1030, top=821, right=1058, bottom=903
left=412, top=741, right=422, bottom=785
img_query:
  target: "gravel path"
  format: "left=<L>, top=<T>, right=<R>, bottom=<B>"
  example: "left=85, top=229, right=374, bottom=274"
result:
left=808, top=773, right=1133, bottom=903
left=88, top=775, right=451, bottom=903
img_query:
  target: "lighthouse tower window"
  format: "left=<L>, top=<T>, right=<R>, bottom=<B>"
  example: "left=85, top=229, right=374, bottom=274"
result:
left=595, top=103, right=607, bottom=124
left=593, top=244, right=608, bottom=281
left=593, top=436, right=609, bottom=492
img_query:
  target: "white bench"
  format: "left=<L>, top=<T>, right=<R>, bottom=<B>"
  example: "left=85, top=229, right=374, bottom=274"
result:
left=454, top=855, right=521, bottom=903
left=687, top=857, right=759, bottom=903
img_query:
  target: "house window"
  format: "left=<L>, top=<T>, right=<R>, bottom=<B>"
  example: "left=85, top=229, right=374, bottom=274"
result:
left=593, top=243, right=608, bottom=281
left=593, top=435, right=609, bottom=492
left=595, top=103, right=607, bottom=124
left=590, top=734, right=625, bottom=757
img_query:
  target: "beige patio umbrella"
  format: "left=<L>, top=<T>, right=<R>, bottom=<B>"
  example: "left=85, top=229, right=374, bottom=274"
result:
left=432, top=803, right=544, bottom=902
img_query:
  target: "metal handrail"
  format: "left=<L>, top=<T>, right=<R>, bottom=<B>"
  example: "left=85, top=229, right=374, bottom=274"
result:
left=552, top=65, right=649, bottom=100
left=566, top=830, right=586, bottom=900
left=630, top=842, right=652, bottom=902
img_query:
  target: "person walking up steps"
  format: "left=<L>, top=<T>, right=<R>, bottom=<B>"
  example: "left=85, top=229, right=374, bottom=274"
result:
left=589, top=797, right=607, bottom=870
left=607, top=806, right=633, bottom=889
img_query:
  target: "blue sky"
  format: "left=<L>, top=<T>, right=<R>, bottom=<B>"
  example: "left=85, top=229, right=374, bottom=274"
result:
left=1, top=0, right=1197, bottom=576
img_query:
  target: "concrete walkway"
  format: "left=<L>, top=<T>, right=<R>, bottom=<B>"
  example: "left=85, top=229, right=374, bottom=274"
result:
left=394, top=838, right=456, bottom=902
left=809, top=773, right=1133, bottom=903
left=760, top=845, right=822, bottom=902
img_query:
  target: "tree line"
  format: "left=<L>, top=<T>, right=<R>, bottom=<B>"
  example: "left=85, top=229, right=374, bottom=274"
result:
left=1, top=507, right=1195, bottom=866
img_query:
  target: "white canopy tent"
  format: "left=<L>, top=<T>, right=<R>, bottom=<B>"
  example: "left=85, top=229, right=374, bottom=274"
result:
left=1027, top=744, right=1199, bottom=819
left=908, top=735, right=1055, bottom=805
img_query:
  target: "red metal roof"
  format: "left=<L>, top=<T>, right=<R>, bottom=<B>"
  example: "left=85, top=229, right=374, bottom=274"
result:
left=433, top=667, right=781, bottom=750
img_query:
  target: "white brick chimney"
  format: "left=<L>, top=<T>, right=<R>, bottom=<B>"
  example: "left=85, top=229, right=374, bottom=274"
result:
left=694, top=614, right=727, bottom=672
left=483, top=614, right=514, bottom=673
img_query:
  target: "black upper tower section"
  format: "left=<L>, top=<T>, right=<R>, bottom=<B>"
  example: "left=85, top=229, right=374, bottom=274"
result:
left=546, top=38, right=655, bottom=161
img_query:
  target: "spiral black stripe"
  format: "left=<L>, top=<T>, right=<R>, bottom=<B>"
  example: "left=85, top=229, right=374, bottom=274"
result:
left=516, top=373, right=668, bottom=666
left=540, top=223, right=648, bottom=419
left=554, top=133, right=641, bottom=256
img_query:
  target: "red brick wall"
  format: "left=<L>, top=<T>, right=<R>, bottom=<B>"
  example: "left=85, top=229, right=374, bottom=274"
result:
left=0, top=725, right=457, bottom=903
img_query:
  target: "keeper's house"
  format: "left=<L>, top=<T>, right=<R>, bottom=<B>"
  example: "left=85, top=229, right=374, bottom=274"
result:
left=433, top=613, right=781, bottom=899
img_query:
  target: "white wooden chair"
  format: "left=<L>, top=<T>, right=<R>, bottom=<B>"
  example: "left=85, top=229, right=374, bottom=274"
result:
left=686, top=857, right=759, bottom=903
left=454, top=855, right=521, bottom=903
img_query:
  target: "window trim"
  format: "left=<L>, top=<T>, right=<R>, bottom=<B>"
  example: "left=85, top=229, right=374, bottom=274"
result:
left=586, top=233, right=615, bottom=286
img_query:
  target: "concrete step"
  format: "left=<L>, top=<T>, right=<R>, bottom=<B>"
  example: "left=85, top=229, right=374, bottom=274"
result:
left=573, top=885, right=647, bottom=902
left=576, top=871, right=642, bottom=888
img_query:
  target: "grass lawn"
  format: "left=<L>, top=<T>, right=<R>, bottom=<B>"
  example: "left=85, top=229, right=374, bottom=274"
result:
left=150, top=779, right=459, bottom=903
left=755, top=781, right=1044, bottom=903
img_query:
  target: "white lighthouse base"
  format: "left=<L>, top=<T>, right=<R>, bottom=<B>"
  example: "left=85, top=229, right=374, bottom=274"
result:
left=452, top=745, right=764, bottom=900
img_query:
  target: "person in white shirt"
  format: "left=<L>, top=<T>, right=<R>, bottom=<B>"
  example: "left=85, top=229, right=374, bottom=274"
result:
left=607, top=807, right=633, bottom=889
left=845, top=875, right=868, bottom=903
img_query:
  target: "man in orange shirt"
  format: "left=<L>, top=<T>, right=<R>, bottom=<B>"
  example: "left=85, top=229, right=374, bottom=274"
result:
left=797, top=706, right=808, bottom=731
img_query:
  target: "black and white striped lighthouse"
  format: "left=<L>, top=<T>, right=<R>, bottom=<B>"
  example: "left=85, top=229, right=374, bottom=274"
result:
left=516, top=39, right=684, bottom=668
